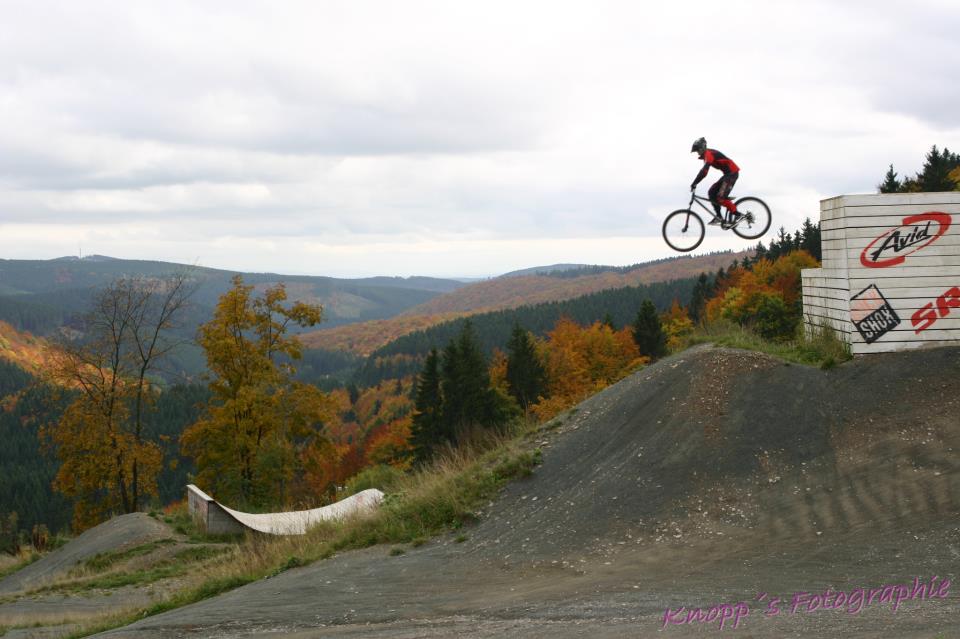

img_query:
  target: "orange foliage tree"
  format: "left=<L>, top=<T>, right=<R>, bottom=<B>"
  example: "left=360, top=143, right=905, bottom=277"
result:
left=45, top=274, right=193, bottom=531
left=531, top=317, right=646, bottom=421
left=704, top=251, right=819, bottom=340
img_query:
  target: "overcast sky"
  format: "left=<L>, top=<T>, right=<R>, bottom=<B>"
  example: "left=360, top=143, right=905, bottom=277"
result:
left=1, top=0, right=958, bottom=278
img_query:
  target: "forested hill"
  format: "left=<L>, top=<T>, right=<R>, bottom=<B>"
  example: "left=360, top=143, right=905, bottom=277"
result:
left=355, top=277, right=699, bottom=386
left=402, top=250, right=750, bottom=316
left=0, top=257, right=465, bottom=335
left=302, top=250, right=751, bottom=355
left=0, top=356, right=207, bottom=535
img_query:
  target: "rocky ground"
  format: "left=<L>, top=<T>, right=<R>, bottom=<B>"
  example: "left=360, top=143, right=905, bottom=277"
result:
left=6, top=343, right=959, bottom=638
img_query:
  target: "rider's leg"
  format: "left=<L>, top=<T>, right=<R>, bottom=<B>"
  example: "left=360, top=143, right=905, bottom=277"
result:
left=708, top=180, right=724, bottom=219
left=717, top=173, right=739, bottom=221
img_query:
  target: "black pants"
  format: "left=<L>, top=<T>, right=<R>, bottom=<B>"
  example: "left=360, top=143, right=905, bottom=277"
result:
left=708, top=172, right=738, bottom=216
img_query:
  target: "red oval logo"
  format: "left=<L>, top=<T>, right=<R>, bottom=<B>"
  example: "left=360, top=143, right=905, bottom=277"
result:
left=859, top=212, right=952, bottom=268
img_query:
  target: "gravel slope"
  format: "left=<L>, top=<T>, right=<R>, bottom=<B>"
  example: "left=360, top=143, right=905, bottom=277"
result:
left=89, top=344, right=960, bottom=638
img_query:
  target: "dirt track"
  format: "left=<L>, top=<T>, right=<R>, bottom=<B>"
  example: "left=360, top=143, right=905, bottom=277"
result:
left=79, top=344, right=960, bottom=637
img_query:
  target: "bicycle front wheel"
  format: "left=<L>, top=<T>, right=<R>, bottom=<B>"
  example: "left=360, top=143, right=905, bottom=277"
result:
left=733, top=197, right=772, bottom=240
left=662, top=209, right=705, bottom=252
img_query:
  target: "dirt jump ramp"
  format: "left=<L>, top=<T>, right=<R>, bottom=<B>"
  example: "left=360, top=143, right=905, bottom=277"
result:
left=98, top=344, right=960, bottom=638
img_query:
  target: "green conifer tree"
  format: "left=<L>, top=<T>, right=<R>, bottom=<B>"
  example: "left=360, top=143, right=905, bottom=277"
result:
left=689, top=273, right=711, bottom=323
left=411, top=348, right=443, bottom=464
left=878, top=164, right=901, bottom=193
left=506, top=323, right=547, bottom=411
left=632, top=300, right=667, bottom=359
left=919, top=145, right=959, bottom=191
left=439, top=321, right=507, bottom=442
left=799, top=218, right=821, bottom=260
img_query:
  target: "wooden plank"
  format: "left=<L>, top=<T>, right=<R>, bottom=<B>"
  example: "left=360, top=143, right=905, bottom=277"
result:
left=822, top=194, right=960, bottom=208
left=842, top=244, right=960, bottom=263
left=844, top=265, right=960, bottom=279
left=847, top=286, right=960, bottom=300
left=852, top=339, right=960, bottom=354
left=830, top=227, right=960, bottom=242
left=802, top=289, right=850, bottom=303
left=802, top=299, right=851, bottom=313
left=847, top=325, right=960, bottom=344
left=821, top=209, right=960, bottom=228
left=804, top=316, right=851, bottom=329
left=848, top=275, right=960, bottom=288
left=821, top=213, right=959, bottom=231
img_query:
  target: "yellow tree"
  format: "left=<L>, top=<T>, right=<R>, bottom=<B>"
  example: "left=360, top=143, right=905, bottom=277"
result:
left=661, top=299, right=694, bottom=351
left=181, top=276, right=337, bottom=508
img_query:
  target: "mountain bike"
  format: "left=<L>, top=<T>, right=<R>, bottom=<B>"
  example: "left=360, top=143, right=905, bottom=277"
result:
left=661, top=192, right=772, bottom=252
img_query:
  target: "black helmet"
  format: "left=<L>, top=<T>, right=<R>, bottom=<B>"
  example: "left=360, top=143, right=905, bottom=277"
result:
left=691, top=137, right=707, bottom=154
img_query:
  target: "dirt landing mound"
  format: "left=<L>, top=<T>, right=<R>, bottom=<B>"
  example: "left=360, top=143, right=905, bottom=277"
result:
left=0, top=513, right=171, bottom=596
left=98, top=345, right=960, bottom=638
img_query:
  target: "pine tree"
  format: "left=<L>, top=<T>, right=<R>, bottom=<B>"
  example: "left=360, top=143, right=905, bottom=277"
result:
left=439, top=320, right=506, bottom=442
left=505, top=323, right=547, bottom=411
left=918, top=145, right=957, bottom=192
left=689, top=273, right=712, bottom=323
left=632, top=300, right=667, bottom=359
left=411, top=348, right=443, bottom=464
left=799, top=218, right=821, bottom=260
left=878, top=164, right=901, bottom=193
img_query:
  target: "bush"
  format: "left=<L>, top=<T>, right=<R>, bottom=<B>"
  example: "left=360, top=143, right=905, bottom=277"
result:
left=1, top=512, right=20, bottom=556
left=342, top=464, right=405, bottom=498
left=752, top=293, right=798, bottom=341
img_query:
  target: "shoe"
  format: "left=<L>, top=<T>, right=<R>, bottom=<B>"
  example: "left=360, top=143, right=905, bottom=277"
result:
left=721, top=213, right=743, bottom=230
left=708, top=216, right=722, bottom=226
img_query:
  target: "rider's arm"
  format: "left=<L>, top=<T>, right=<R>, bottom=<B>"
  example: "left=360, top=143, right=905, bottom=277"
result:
left=691, top=163, right=709, bottom=190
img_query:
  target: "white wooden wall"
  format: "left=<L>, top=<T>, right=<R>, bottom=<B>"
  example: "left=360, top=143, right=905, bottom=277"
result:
left=801, top=193, right=960, bottom=354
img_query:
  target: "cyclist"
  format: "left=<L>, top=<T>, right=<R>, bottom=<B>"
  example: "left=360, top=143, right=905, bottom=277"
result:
left=689, top=137, right=741, bottom=228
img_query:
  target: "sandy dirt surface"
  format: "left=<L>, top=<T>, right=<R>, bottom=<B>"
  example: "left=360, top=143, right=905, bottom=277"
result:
left=32, top=344, right=960, bottom=638
left=0, top=514, right=183, bottom=636
left=0, top=514, right=172, bottom=596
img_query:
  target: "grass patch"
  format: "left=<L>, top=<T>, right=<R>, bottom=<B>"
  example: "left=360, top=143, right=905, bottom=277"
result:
left=65, top=430, right=542, bottom=637
left=0, top=551, right=40, bottom=580
left=36, top=545, right=231, bottom=595
left=75, top=539, right=178, bottom=575
left=685, top=320, right=851, bottom=368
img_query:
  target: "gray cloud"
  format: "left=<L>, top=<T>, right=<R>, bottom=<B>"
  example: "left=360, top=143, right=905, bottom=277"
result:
left=0, top=0, right=957, bottom=276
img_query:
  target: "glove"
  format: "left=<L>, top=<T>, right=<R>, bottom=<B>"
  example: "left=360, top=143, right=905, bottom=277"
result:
left=690, top=184, right=696, bottom=192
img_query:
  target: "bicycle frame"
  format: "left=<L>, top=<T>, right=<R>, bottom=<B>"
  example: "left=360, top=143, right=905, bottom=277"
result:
left=688, top=193, right=723, bottom=221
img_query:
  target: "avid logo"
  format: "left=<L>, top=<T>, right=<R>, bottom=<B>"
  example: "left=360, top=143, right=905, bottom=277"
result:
left=859, top=212, right=952, bottom=268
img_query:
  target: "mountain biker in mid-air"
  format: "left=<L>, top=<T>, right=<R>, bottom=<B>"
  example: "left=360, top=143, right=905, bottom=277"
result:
left=689, top=137, right=741, bottom=229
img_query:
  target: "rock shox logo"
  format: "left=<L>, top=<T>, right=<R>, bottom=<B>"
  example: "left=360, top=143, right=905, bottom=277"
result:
left=859, top=212, right=952, bottom=268
left=850, top=285, right=900, bottom=344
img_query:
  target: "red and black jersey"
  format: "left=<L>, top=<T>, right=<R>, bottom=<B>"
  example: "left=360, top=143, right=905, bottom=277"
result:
left=703, top=149, right=739, bottom=174
left=692, top=148, right=739, bottom=188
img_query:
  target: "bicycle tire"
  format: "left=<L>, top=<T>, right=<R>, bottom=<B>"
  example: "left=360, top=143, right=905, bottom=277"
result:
left=732, top=197, right=772, bottom=240
left=662, top=209, right=705, bottom=252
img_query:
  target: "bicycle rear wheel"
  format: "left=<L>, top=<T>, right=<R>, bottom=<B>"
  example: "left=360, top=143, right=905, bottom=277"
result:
left=662, top=209, right=705, bottom=252
left=732, top=197, right=771, bottom=240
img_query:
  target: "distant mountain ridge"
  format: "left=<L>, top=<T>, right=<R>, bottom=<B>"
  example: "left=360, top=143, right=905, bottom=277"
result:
left=302, top=249, right=752, bottom=355
left=500, top=264, right=593, bottom=278
left=0, top=257, right=467, bottom=335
